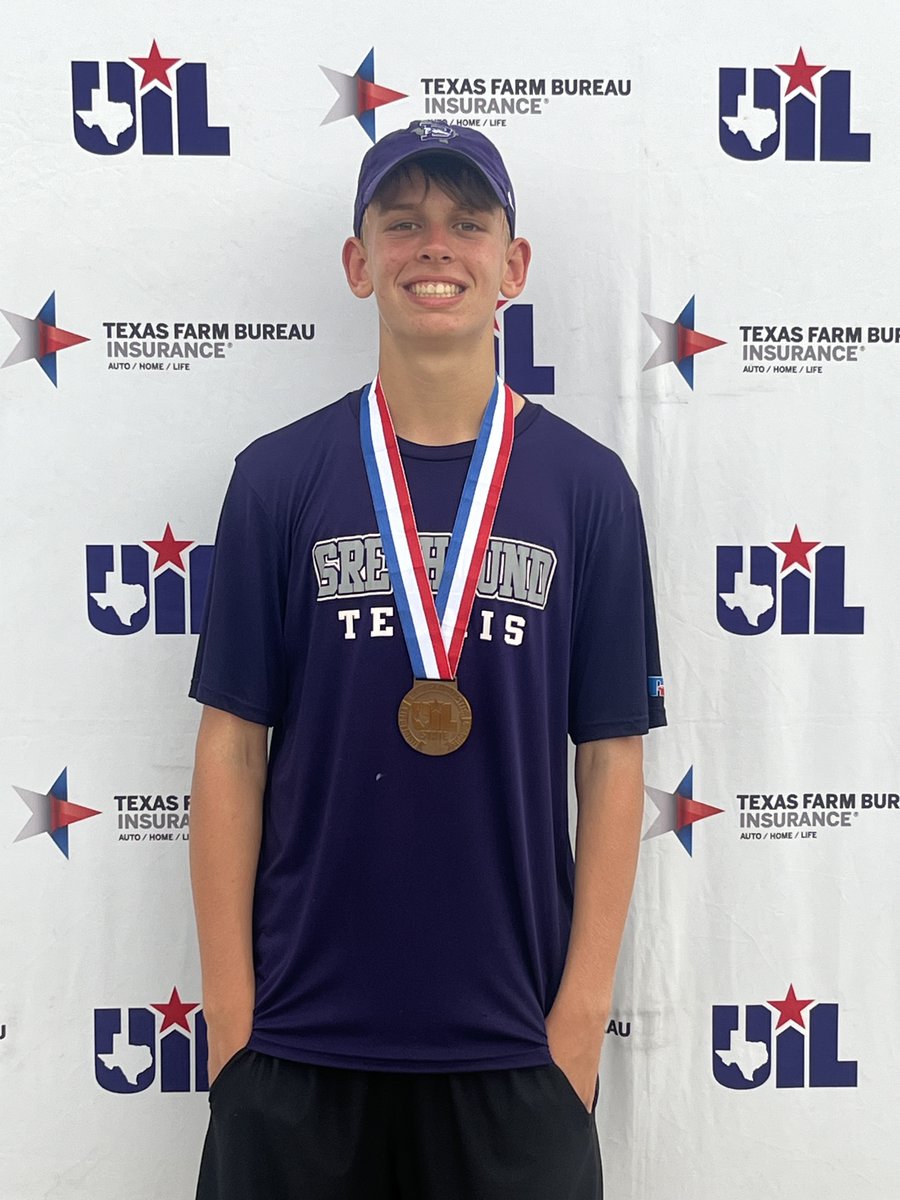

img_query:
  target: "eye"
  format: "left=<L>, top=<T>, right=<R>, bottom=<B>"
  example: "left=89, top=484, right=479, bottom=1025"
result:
left=387, top=220, right=418, bottom=231
left=456, top=220, right=484, bottom=232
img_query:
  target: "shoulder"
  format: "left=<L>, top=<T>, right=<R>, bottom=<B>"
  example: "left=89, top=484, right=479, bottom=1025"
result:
left=236, top=391, right=360, bottom=479
left=228, top=391, right=363, bottom=517
left=524, top=405, right=637, bottom=509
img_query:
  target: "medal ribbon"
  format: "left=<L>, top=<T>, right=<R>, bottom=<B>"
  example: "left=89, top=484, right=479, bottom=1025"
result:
left=360, top=375, right=515, bottom=680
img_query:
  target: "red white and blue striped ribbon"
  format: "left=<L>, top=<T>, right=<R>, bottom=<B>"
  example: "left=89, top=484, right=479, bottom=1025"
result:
left=360, top=375, right=515, bottom=680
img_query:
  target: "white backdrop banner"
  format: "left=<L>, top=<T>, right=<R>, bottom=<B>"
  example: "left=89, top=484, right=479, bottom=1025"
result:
left=2, top=1, right=898, bottom=1197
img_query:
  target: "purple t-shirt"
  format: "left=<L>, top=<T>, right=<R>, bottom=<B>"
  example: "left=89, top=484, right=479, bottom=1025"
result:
left=190, top=390, right=666, bottom=1073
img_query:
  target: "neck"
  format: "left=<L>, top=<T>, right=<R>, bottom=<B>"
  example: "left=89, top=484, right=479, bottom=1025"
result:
left=376, top=335, right=517, bottom=445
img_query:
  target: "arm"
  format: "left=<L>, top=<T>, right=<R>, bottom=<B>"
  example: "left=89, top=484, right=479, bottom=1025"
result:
left=545, top=735, right=644, bottom=1108
left=189, top=704, right=268, bottom=1082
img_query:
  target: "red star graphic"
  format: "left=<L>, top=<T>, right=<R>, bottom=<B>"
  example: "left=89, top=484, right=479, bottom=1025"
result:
left=768, top=984, right=815, bottom=1030
left=776, top=47, right=826, bottom=97
left=677, top=793, right=724, bottom=830
left=129, top=39, right=180, bottom=91
left=144, top=522, right=193, bottom=572
left=357, top=77, right=407, bottom=114
left=494, top=298, right=509, bottom=333
left=772, top=524, right=820, bottom=573
left=39, top=321, right=89, bottom=356
left=677, top=324, right=726, bottom=360
left=50, top=795, right=100, bottom=831
left=151, top=986, right=199, bottom=1034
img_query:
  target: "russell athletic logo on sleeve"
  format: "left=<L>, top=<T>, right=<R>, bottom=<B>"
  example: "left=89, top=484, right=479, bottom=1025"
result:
left=717, top=525, right=864, bottom=636
left=86, top=523, right=213, bottom=636
left=94, top=988, right=209, bottom=1093
left=719, top=46, right=870, bottom=162
left=71, top=38, right=230, bottom=156
left=713, top=984, right=858, bottom=1090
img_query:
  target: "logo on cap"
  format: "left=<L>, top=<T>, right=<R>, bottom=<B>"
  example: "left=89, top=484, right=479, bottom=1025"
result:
left=412, top=122, right=457, bottom=142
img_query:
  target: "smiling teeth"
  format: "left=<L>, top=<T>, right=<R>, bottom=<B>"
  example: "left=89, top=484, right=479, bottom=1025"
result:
left=409, top=282, right=462, bottom=296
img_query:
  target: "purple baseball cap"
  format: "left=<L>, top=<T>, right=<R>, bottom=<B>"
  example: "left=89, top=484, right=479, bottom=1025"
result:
left=353, top=120, right=516, bottom=238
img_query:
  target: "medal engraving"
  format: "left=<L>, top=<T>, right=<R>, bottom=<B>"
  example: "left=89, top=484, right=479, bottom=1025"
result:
left=398, top=679, right=472, bottom=756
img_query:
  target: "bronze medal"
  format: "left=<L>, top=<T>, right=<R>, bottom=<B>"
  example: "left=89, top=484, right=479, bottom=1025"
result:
left=397, top=679, right=472, bottom=756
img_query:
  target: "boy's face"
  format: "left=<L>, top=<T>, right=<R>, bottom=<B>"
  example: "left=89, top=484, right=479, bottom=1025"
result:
left=343, top=167, right=530, bottom=352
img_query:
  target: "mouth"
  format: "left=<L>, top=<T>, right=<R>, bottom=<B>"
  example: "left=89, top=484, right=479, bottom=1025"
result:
left=404, top=281, right=465, bottom=298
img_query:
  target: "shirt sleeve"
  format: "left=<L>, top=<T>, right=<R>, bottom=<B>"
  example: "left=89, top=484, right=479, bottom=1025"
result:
left=568, top=464, right=666, bottom=743
left=189, top=461, right=288, bottom=726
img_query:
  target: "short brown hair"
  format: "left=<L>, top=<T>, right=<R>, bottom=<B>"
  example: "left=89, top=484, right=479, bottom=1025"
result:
left=366, top=152, right=504, bottom=230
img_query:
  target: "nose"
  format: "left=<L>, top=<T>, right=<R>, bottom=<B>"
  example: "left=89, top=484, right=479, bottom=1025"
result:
left=417, top=224, right=453, bottom=262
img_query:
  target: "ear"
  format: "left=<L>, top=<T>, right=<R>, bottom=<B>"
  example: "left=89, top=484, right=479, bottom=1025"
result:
left=342, top=237, right=374, bottom=298
left=499, top=237, right=532, bottom=300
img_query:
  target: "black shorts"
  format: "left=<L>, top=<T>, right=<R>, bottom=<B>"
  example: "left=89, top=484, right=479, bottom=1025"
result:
left=197, top=1048, right=602, bottom=1200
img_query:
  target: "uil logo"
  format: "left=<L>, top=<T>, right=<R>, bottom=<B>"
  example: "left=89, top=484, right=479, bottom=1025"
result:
left=86, top=523, right=213, bottom=636
left=94, top=988, right=209, bottom=1094
left=494, top=301, right=555, bottom=396
left=720, top=47, right=870, bottom=162
left=713, top=984, right=858, bottom=1090
left=717, top=525, right=864, bottom=636
left=71, top=39, right=230, bottom=156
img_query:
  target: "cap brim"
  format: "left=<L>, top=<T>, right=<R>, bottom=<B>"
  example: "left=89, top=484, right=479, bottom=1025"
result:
left=356, top=145, right=511, bottom=236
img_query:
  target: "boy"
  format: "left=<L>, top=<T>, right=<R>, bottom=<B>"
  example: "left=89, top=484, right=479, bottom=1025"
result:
left=189, top=120, right=666, bottom=1200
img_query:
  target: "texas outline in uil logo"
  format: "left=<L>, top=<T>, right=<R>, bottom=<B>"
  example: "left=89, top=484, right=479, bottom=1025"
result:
left=719, top=46, right=870, bottom=162
left=713, top=984, right=858, bottom=1090
left=71, top=38, right=230, bottom=155
left=717, top=524, right=864, bottom=636
left=86, top=523, right=213, bottom=636
left=94, top=987, right=210, bottom=1094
